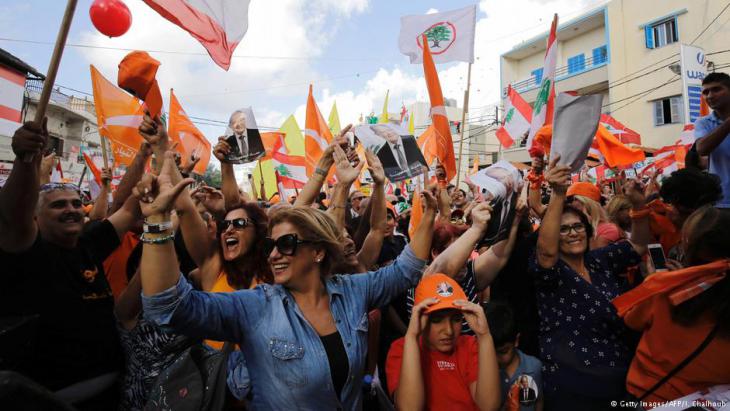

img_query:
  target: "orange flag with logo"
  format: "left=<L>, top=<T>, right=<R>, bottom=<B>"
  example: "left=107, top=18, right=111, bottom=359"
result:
left=305, top=85, right=334, bottom=178
left=168, top=90, right=211, bottom=175
left=421, top=34, right=456, bottom=181
left=90, top=65, right=145, bottom=167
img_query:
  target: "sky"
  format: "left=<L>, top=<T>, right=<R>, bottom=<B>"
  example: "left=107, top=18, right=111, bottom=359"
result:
left=0, top=0, right=607, bottom=172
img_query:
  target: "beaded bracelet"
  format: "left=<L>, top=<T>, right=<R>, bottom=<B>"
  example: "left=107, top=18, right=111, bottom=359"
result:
left=139, top=232, right=175, bottom=244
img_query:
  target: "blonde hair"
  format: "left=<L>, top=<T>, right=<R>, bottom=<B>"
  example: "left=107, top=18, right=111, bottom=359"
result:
left=268, top=207, right=344, bottom=275
left=572, top=195, right=608, bottom=237
left=605, top=195, right=632, bottom=226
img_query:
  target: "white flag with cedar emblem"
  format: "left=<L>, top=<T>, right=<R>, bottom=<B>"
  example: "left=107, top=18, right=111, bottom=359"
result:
left=398, top=5, right=476, bottom=64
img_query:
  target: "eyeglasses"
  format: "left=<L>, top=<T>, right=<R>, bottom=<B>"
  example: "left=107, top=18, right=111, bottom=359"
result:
left=263, top=233, right=313, bottom=256
left=218, top=217, right=254, bottom=232
left=559, top=222, right=586, bottom=236
left=40, top=182, right=80, bottom=193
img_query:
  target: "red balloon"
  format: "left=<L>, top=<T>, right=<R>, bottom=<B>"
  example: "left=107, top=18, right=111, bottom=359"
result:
left=89, top=0, right=132, bottom=38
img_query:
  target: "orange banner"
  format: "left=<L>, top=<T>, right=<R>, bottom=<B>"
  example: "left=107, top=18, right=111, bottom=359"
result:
left=168, top=90, right=211, bottom=175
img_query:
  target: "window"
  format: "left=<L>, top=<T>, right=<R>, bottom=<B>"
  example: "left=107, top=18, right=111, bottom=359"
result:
left=592, top=45, right=607, bottom=65
left=653, top=96, right=683, bottom=126
left=568, top=54, right=586, bottom=74
left=532, top=68, right=543, bottom=86
left=645, top=18, right=678, bottom=49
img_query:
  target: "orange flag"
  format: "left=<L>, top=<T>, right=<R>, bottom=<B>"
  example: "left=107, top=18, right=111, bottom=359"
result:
left=90, top=65, right=145, bottom=167
left=305, top=85, right=334, bottom=178
left=421, top=34, right=456, bottom=181
left=259, top=132, right=285, bottom=161
left=168, top=90, right=211, bottom=175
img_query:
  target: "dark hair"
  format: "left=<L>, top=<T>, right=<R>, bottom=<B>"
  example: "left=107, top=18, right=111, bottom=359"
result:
left=457, top=189, right=467, bottom=197
left=702, top=71, right=730, bottom=89
left=671, top=206, right=730, bottom=336
left=431, top=222, right=468, bottom=259
left=561, top=204, right=594, bottom=240
left=219, top=202, right=273, bottom=288
left=659, top=168, right=722, bottom=211
left=485, top=301, right=519, bottom=347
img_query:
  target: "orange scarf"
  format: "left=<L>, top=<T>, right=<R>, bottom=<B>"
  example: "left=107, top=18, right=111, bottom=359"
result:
left=613, top=260, right=730, bottom=316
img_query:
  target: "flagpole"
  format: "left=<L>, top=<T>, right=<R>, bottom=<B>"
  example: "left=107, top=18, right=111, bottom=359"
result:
left=455, top=63, right=473, bottom=188
left=100, top=136, right=111, bottom=189
left=24, top=0, right=78, bottom=162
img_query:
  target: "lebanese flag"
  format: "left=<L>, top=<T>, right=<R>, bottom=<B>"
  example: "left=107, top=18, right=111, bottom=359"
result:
left=305, top=85, right=334, bottom=178
left=527, top=14, right=558, bottom=150
left=640, top=145, right=687, bottom=177
left=142, top=0, right=251, bottom=70
left=271, top=134, right=306, bottom=189
left=90, top=65, right=145, bottom=167
left=600, top=114, right=641, bottom=145
left=168, top=89, right=211, bottom=175
left=274, top=171, right=288, bottom=203
left=419, top=33, right=456, bottom=181
left=678, top=124, right=695, bottom=146
left=0, top=65, right=24, bottom=139
left=50, top=159, right=64, bottom=183
left=82, top=152, right=104, bottom=199
left=496, top=85, right=532, bottom=148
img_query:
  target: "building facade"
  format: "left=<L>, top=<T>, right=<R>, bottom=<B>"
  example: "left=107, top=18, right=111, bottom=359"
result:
left=493, top=0, right=729, bottom=162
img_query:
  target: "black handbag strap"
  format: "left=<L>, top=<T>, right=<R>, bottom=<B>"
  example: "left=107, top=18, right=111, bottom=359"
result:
left=637, top=322, right=720, bottom=402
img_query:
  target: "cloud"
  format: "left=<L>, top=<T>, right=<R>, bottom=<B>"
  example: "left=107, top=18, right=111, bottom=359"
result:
left=426, top=8, right=439, bottom=14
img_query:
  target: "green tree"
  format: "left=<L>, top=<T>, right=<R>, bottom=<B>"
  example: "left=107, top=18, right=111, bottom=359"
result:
left=201, top=162, right=222, bottom=188
left=426, top=25, right=451, bottom=48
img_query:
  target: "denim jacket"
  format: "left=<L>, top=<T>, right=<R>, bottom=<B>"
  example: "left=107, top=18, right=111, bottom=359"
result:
left=142, top=245, right=426, bottom=410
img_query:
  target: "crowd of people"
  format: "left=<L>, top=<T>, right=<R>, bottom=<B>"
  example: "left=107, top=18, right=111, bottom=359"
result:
left=1, top=73, right=730, bottom=411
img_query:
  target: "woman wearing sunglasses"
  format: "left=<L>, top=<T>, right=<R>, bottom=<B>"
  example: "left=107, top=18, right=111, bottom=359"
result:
left=530, top=155, right=651, bottom=411
left=138, top=158, right=438, bottom=409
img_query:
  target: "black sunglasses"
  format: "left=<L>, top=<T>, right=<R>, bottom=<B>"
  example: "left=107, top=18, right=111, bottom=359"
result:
left=263, top=233, right=313, bottom=256
left=219, top=217, right=254, bottom=232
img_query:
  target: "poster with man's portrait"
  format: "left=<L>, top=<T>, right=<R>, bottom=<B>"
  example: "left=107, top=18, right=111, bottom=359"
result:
left=224, top=107, right=265, bottom=164
left=470, top=160, right=523, bottom=246
left=354, top=123, right=428, bottom=182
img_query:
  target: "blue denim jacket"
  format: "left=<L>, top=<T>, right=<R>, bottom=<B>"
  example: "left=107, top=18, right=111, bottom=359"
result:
left=142, top=245, right=426, bottom=410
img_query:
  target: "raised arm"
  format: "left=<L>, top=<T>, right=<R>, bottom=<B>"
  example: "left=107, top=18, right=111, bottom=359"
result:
left=111, top=142, right=152, bottom=213
left=357, top=149, right=387, bottom=269
left=180, top=152, right=200, bottom=177
left=295, top=125, right=352, bottom=207
left=170, top=165, right=211, bottom=268
left=394, top=299, right=435, bottom=411
left=622, top=179, right=651, bottom=257
left=472, top=199, right=528, bottom=290
left=456, top=300, right=500, bottom=411
left=327, top=143, right=363, bottom=230
left=527, top=156, right=547, bottom=218
left=536, top=155, right=571, bottom=269
left=88, top=168, right=112, bottom=221
left=213, top=137, right=242, bottom=210
left=426, top=202, right=492, bottom=277
left=695, top=117, right=730, bottom=156
left=38, top=152, right=55, bottom=186
left=0, top=120, right=47, bottom=253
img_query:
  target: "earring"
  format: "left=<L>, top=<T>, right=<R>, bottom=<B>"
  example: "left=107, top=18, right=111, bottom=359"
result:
left=316, top=258, right=322, bottom=263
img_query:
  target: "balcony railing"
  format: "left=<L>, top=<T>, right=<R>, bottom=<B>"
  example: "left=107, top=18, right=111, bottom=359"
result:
left=25, top=79, right=97, bottom=116
left=505, top=53, right=607, bottom=96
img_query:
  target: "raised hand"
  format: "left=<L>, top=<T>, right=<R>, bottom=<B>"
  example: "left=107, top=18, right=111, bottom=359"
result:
left=213, top=137, right=232, bottom=163
left=101, top=167, right=113, bottom=186
left=544, top=154, right=571, bottom=193
left=622, top=179, right=646, bottom=209
left=470, top=202, right=493, bottom=232
left=453, top=300, right=490, bottom=338
left=134, top=151, right=194, bottom=217
left=40, top=152, right=57, bottom=178
left=406, top=298, right=438, bottom=338
left=12, top=118, right=48, bottom=160
left=420, top=185, right=439, bottom=212
left=364, top=148, right=385, bottom=185
left=333, top=143, right=364, bottom=185
left=138, top=111, right=168, bottom=149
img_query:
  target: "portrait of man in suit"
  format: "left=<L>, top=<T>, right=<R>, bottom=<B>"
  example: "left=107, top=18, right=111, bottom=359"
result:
left=518, top=375, right=537, bottom=405
left=224, top=108, right=265, bottom=164
left=370, top=124, right=426, bottom=182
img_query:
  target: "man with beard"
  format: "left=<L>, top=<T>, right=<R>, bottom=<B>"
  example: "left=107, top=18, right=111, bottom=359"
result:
left=0, top=120, right=141, bottom=409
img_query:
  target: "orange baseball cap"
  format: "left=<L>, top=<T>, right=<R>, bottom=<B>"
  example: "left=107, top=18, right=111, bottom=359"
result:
left=118, top=51, right=163, bottom=118
left=414, top=273, right=468, bottom=314
left=567, top=182, right=601, bottom=202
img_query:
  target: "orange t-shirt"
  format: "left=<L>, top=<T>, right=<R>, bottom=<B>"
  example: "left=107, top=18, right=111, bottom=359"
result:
left=103, top=231, right=140, bottom=299
left=205, top=272, right=259, bottom=350
left=624, top=293, right=730, bottom=405
left=386, top=335, right=479, bottom=411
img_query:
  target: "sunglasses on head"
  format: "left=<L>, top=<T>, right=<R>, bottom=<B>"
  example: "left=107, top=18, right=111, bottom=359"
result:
left=263, top=233, right=313, bottom=256
left=219, top=217, right=254, bottom=232
left=40, top=182, right=80, bottom=193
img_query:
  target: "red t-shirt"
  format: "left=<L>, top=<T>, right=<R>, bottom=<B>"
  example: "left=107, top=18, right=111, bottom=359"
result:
left=386, top=335, right=479, bottom=411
